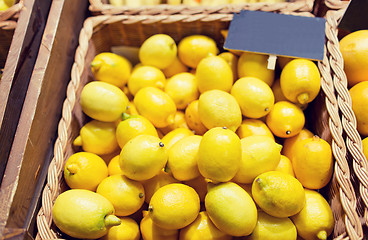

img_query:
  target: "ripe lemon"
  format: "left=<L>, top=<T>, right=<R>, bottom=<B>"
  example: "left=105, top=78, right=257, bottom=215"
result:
left=64, top=152, right=108, bottom=191
left=236, top=119, right=274, bottom=140
left=160, top=110, right=189, bottom=135
left=291, top=189, right=334, bottom=240
left=205, top=182, right=257, bottom=236
left=161, top=127, right=194, bottom=150
left=275, top=155, right=295, bottom=177
left=102, top=217, right=140, bottom=240
left=245, top=211, right=297, bottom=240
left=252, top=171, right=305, bottom=218
left=73, top=120, right=119, bottom=155
left=134, top=87, right=177, bottom=128
left=231, top=77, right=275, bottom=118
left=148, top=183, right=200, bottom=230
left=139, top=34, right=177, bottom=69
left=91, top=52, right=132, bottom=88
left=339, top=30, right=368, bottom=87
left=272, top=78, right=288, bottom=102
left=140, top=210, right=179, bottom=240
left=80, top=81, right=129, bottom=122
left=198, top=127, right=241, bottom=182
left=291, top=136, right=333, bottom=189
left=180, top=211, right=232, bottom=240
left=162, top=56, right=188, bottom=78
left=185, top=100, right=208, bottom=135
left=238, top=52, right=275, bottom=86
left=184, top=175, right=208, bottom=202
left=280, top=59, right=321, bottom=105
left=116, top=114, right=158, bottom=149
left=178, top=35, right=219, bottom=68
left=363, top=137, right=368, bottom=160
left=167, top=135, right=202, bottom=181
left=198, top=90, right=242, bottom=132
left=107, top=155, right=123, bottom=176
left=52, top=189, right=121, bottom=239
left=128, top=66, right=166, bottom=95
left=165, top=72, right=199, bottom=109
left=282, top=128, right=314, bottom=159
left=349, top=81, right=368, bottom=136
left=266, top=101, right=305, bottom=138
left=196, top=55, right=233, bottom=93
left=219, top=52, right=238, bottom=81
left=126, top=101, right=139, bottom=115
left=120, top=135, right=168, bottom=181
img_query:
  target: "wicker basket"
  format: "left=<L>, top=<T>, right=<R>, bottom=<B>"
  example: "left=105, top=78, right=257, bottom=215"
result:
left=36, top=9, right=362, bottom=240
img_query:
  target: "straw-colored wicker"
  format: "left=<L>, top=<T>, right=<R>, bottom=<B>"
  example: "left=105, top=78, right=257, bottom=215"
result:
left=36, top=10, right=362, bottom=240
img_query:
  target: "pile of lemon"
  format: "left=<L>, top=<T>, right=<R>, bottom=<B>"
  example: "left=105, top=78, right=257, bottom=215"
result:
left=52, top=33, right=335, bottom=240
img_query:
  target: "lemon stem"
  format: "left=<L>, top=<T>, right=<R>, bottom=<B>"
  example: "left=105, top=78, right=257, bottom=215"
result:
left=297, top=93, right=309, bottom=105
left=91, top=59, right=102, bottom=72
left=66, top=163, right=79, bottom=174
left=122, top=112, right=131, bottom=121
left=104, top=215, right=121, bottom=228
left=255, top=178, right=265, bottom=189
left=317, top=230, right=327, bottom=240
left=73, top=136, right=82, bottom=146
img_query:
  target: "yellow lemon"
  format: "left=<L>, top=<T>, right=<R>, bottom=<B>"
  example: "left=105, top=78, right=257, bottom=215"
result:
left=161, top=127, right=194, bottom=150
left=339, top=30, right=368, bottom=87
left=73, top=120, right=119, bottom=155
left=139, top=34, right=177, bottom=69
left=236, top=119, right=274, bottom=140
left=167, top=135, right=202, bottom=181
left=140, top=210, right=179, bottom=240
left=80, top=81, right=129, bottom=122
left=252, top=171, right=305, bottom=218
left=102, top=217, right=140, bottom=240
left=231, top=77, right=275, bottom=118
left=218, top=52, right=238, bottom=81
left=291, top=189, right=334, bottom=240
left=205, top=182, right=257, bottom=236
left=238, top=52, right=275, bottom=86
left=126, top=101, right=139, bottom=115
left=107, top=155, right=123, bottom=176
left=64, top=152, right=108, bottom=191
left=165, top=72, right=199, bottom=109
left=291, top=136, right=333, bottom=189
left=162, top=56, right=189, bottom=78
left=280, top=59, right=321, bottom=105
left=245, top=211, right=297, bottom=240
left=275, top=155, right=295, bottom=177
left=197, top=127, right=241, bottom=182
left=198, top=90, right=242, bottom=132
left=128, top=66, right=166, bottom=95
left=272, top=78, right=288, bottom=102
left=363, top=137, right=368, bottom=160
left=116, top=114, right=158, bottom=149
left=120, top=135, right=168, bottom=181
left=184, top=175, right=208, bottom=202
left=233, top=136, right=282, bottom=184
left=160, top=110, right=189, bottom=135
left=148, top=183, right=200, bottom=230
left=179, top=211, right=232, bottom=240
left=196, top=55, right=233, bottom=93
left=91, top=52, right=132, bottom=88
left=134, top=87, right=177, bottom=128
left=52, top=189, right=121, bottom=239
left=282, top=128, right=314, bottom=159
left=349, top=81, right=368, bottom=136
left=185, top=100, right=208, bottom=135
left=178, top=35, right=219, bottom=68
left=266, top=101, right=305, bottom=138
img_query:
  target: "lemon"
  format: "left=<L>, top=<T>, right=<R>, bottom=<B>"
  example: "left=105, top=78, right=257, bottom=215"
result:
left=233, top=136, right=281, bottom=184
left=120, top=135, right=168, bottom=181
left=73, top=120, right=119, bottom=155
left=266, top=101, right=305, bottom=138
left=134, top=87, right=177, bottom=128
left=52, top=189, right=121, bottom=239
left=349, top=81, right=368, bottom=136
left=162, top=56, right=189, bottom=78
left=107, top=155, right=123, bottom=176
left=126, top=101, right=139, bottom=115
left=231, top=77, right=275, bottom=118
left=180, top=211, right=232, bottom=240
left=139, top=34, right=177, bottom=69
left=339, top=30, right=368, bottom=87
left=148, top=183, right=200, bottom=229
left=271, top=78, right=288, bottom=102
left=178, top=35, right=219, bottom=68
left=80, top=81, right=129, bottom=122
left=198, top=90, right=242, bottom=132
left=161, top=127, right=194, bottom=150
left=167, top=135, right=202, bottom=181
left=219, top=52, right=238, bottom=81
left=196, top=55, right=233, bottom=93
left=140, top=210, right=179, bottom=240
left=252, top=171, right=305, bottom=218
left=184, top=175, right=208, bottom=202
left=185, top=100, right=208, bottom=135
left=363, top=137, right=368, bottom=160
left=236, top=119, right=274, bottom=140
left=282, top=128, right=314, bottom=159
left=160, top=110, right=189, bottom=135
left=275, top=155, right=295, bottom=177
left=102, top=217, right=140, bottom=240
left=198, top=127, right=241, bottom=182
left=291, top=189, right=334, bottom=240
left=238, top=52, right=275, bottom=86
left=91, top=52, right=132, bottom=88
left=245, top=211, right=297, bottom=240
left=291, top=136, right=333, bottom=189
left=205, top=182, right=257, bottom=236
left=116, top=114, right=158, bottom=149
left=128, top=66, right=166, bottom=95
left=64, top=152, right=108, bottom=191
left=165, top=72, right=199, bottom=109
left=280, top=59, right=321, bottom=105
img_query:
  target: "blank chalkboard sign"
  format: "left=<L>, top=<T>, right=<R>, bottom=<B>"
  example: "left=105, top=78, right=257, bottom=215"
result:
left=339, top=0, right=368, bottom=32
